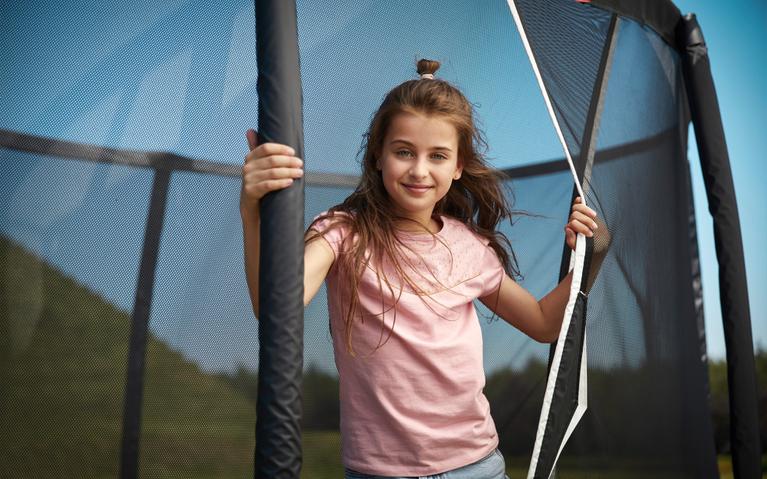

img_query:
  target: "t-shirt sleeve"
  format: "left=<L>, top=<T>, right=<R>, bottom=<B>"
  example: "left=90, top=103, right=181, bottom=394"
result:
left=477, top=241, right=506, bottom=298
left=308, top=211, right=348, bottom=259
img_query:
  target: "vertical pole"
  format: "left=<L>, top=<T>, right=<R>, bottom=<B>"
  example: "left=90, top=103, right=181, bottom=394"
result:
left=678, top=14, right=760, bottom=478
left=120, top=167, right=171, bottom=479
left=253, top=0, right=305, bottom=477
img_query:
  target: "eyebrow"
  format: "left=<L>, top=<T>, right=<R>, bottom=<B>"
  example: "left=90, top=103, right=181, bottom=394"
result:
left=389, top=139, right=453, bottom=152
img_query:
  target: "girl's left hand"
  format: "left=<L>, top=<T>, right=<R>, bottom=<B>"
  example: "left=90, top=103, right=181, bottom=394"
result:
left=565, top=197, right=598, bottom=250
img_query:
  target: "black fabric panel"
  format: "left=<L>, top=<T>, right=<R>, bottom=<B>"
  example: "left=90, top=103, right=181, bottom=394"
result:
left=555, top=12, right=617, bottom=284
left=678, top=14, right=761, bottom=478
left=254, top=0, right=305, bottom=477
left=684, top=135, right=710, bottom=379
left=119, top=168, right=171, bottom=479
left=515, top=4, right=616, bottom=474
left=536, top=238, right=592, bottom=479
left=545, top=13, right=617, bottom=453
left=678, top=98, right=719, bottom=477
left=586, top=0, right=681, bottom=50
left=578, top=13, right=618, bottom=186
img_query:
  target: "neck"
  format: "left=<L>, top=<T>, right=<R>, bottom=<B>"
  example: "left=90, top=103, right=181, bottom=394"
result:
left=394, top=215, right=441, bottom=234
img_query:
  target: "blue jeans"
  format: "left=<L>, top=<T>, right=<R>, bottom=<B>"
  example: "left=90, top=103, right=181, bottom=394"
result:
left=343, top=448, right=510, bottom=479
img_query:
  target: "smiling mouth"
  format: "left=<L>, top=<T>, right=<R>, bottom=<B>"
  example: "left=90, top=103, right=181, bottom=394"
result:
left=402, top=184, right=433, bottom=193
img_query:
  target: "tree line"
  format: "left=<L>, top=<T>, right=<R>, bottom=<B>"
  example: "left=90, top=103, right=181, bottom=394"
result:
left=217, top=347, right=767, bottom=456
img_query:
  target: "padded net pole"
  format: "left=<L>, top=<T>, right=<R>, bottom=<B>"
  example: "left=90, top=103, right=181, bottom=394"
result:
left=253, top=0, right=305, bottom=477
left=679, top=13, right=760, bottom=478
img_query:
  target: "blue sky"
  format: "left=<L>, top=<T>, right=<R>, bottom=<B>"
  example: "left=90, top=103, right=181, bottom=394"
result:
left=1, top=0, right=763, bottom=373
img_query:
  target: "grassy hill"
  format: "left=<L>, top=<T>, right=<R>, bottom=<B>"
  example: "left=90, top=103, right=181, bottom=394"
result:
left=0, top=236, right=345, bottom=478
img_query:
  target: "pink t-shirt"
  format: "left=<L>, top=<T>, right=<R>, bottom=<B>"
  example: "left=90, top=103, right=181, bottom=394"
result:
left=310, top=212, right=506, bottom=476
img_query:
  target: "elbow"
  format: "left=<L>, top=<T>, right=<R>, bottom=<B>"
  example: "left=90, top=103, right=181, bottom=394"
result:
left=533, top=335, right=555, bottom=345
left=538, top=333, right=558, bottom=344
left=534, top=325, right=561, bottom=344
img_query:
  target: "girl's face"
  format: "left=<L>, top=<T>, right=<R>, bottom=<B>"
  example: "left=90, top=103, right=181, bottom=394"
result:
left=378, top=111, right=463, bottom=229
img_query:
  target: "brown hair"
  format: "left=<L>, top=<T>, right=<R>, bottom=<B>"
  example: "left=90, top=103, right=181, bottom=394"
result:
left=308, top=59, right=520, bottom=356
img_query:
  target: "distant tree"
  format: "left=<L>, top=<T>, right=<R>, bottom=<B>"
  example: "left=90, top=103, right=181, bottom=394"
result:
left=215, top=347, right=767, bottom=455
left=756, top=345, right=767, bottom=452
left=215, top=364, right=259, bottom=403
left=302, top=363, right=340, bottom=430
left=708, top=356, right=730, bottom=452
left=215, top=362, right=340, bottom=430
left=707, top=345, right=767, bottom=454
left=485, top=357, right=548, bottom=455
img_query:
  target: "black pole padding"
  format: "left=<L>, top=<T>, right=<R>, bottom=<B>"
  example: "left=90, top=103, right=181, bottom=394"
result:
left=120, top=167, right=172, bottom=479
left=678, top=14, right=760, bottom=478
left=254, top=0, right=305, bottom=477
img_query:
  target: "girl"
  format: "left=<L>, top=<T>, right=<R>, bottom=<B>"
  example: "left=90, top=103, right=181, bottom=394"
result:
left=240, top=59, right=603, bottom=479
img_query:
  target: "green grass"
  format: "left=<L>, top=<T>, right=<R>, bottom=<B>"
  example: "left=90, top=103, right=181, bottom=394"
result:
left=501, top=454, right=767, bottom=478
left=302, top=431, right=345, bottom=478
left=0, top=236, right=345, bottom=478
left=503, top=455, right=700, bottom=479
left=715, top=454, right=767, bottom=479
left=718, top=455, right=734, bottom=479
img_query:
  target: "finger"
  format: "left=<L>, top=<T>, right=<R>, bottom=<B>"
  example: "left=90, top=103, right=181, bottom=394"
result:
left=244, top=153, right=303, bottom=170
left=246, top=129, right=259, bottom=151
left=260, top=178, right=296, bottom=191
left=243, top=178, right=295, bottom=199
left=574, top=196, right=582, bottom=204
left=572, top=203, right=597, bottom=218
left=565, top=224, right=582, bottom=236
left=252, top=142, right=296, bottom=158
left=246, top=166, right=304, bottom=181
left=570, top=211, right=598, bottom=229
left=565, top=228, right=576, bottom=249
left=568, top=219, right=594, bottom=237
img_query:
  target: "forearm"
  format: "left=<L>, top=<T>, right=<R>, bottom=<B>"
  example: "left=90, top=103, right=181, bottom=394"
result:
left=481, top=271, right=573, bottom=344
left=536, top=231, right=610, bottom=341
left=537, top=271, right=573, bottom=342
left=241, top=205, right=261, bottom=318
left=489, top=199, right=609, bottom=344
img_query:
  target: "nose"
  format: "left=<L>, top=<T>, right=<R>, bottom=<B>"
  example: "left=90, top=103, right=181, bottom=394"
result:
left=409, top=156, right=428, bottom=179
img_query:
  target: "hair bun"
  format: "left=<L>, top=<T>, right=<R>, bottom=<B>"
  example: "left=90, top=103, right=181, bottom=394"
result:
left=416, top=59, right=441, bottom=77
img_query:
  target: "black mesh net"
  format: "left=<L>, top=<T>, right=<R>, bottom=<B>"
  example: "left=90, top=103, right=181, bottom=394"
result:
left=513, top=0, right=615, bottom=171
left=549, top=16, right=718, bottom=477
left=0, top=149, right=153, bottom=476
left=0, top=0, right=717, bottom=477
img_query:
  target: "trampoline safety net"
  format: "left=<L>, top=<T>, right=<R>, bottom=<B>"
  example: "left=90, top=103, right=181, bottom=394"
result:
left=0, top=0, right=733, bottom=478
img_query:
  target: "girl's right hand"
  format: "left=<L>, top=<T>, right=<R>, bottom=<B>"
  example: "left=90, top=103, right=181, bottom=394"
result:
left=239, top=129, right=304, bottom=213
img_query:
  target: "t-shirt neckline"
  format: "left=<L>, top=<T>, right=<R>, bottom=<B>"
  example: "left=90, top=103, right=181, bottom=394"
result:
left=395, top=215, right=448, bottom=242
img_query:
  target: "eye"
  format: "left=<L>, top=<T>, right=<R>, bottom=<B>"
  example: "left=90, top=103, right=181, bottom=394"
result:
left=431, top=153, right=448, bottom=161
left=395, top=150, right=413, bottom=158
